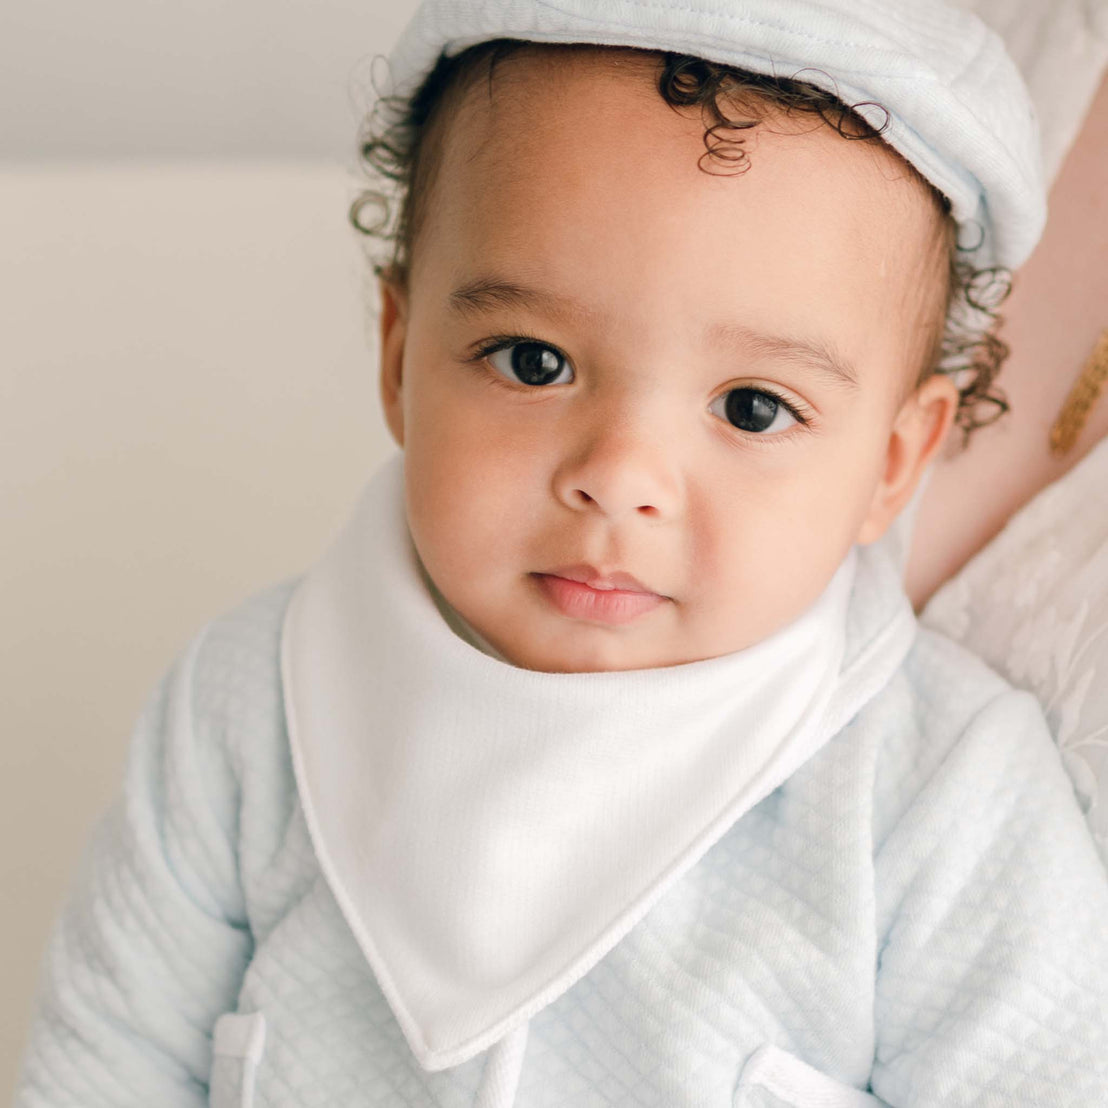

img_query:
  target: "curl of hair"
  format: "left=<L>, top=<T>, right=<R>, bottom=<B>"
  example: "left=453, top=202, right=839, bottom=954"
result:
left=351, top=40, right=1012, bottom=443
left=938, top=260, right=1013, bottom=442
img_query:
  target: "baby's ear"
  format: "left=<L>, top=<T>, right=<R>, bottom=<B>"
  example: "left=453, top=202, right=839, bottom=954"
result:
left=855, top=373, right=959, bottom=545
left=378, top=276, right=409, bottom=448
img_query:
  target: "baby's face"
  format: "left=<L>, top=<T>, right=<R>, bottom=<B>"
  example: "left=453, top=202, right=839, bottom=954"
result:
left=379, top=48, right=953, bottom=672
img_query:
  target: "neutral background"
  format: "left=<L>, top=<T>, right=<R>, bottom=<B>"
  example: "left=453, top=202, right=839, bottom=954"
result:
left=2, top=0, right=419, bottom=1094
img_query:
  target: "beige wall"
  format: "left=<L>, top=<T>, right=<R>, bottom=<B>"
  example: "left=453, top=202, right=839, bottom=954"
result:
left=0, top=0, right=419, bottom=160
left=1, top=164, right=396, bottom=1094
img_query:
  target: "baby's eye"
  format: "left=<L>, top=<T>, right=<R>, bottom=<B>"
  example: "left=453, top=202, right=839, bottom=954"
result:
left=487, top=341, right=573, bottom=387
left=711, top=387, right=799, bottom=434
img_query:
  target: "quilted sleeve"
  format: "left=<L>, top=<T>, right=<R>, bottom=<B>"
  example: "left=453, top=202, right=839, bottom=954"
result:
left=871, top=686, right=1108, bottom=1105
left=13, top=625, right=254, bottom=1108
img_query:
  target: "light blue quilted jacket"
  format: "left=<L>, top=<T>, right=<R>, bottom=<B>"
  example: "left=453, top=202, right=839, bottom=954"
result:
left=13, top=576, right=1108, bottom=1107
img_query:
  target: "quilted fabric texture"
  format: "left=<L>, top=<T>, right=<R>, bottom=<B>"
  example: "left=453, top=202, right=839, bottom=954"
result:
left=13, top=579, right=1108, bottom=1107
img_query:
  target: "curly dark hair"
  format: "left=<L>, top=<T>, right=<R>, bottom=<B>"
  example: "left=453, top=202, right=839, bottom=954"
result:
left=350, top=39, right=1013, bottom=442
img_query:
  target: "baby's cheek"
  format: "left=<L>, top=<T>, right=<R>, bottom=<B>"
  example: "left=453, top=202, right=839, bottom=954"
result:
left=405, top=450, right=528, bottom=593
left=716, top=450, right=870, bottom=606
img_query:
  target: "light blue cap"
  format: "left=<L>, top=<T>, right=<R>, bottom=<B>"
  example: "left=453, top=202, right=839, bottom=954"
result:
left=386, top=0, right=1047, bottom=270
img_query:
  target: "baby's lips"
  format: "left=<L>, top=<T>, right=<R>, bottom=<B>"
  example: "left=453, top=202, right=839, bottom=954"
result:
left=539, top=563, right=657, bottom=594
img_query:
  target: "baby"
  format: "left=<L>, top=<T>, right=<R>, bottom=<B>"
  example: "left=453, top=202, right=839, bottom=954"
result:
left=15, top=2, right=1108, bottom=1107
left=369, top=41, right=955, bottom=675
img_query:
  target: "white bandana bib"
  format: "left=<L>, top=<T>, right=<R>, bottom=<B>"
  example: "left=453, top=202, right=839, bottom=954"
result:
left=280, top=452, right=916, bottom=1072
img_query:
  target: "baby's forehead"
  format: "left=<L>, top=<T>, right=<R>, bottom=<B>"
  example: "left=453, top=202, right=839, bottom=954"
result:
left=430, top=47, right=940, bottom=271
left=437, top=45, right=936, bottom=222
left=404, top=43, right=950, bottom=395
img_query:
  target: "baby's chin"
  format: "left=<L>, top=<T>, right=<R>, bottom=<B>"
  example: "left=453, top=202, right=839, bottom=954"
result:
left=492, top=634, right=676, bottom=674
left=473, top=602, right=704, bottom=674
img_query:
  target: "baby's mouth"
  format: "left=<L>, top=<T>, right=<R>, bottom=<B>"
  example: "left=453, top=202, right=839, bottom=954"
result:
left=530, top=568, right=668, bottom=625
left=537, top=562, right=658, bottom=594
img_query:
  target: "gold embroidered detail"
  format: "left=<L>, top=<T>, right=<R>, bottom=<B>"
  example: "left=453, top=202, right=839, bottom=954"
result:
left=1050, top=328, right=1108, bottom=456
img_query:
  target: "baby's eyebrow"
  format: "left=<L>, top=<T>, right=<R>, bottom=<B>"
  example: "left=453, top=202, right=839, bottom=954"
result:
left=708, top=321, right=860, bottom=392
left=448, top=276, right=599, bottom=325
left=448, top=275, right=859, bottom=391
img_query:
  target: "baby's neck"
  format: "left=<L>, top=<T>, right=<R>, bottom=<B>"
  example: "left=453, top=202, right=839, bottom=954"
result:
left=417, top=558, right=511, bottom=663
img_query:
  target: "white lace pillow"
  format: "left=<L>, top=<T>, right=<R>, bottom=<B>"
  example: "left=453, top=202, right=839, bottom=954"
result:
left=921, top=437, right=1108, bottom=869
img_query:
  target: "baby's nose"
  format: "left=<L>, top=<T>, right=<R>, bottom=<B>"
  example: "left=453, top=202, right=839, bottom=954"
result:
left=551, top=408, right=681, bottom=520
